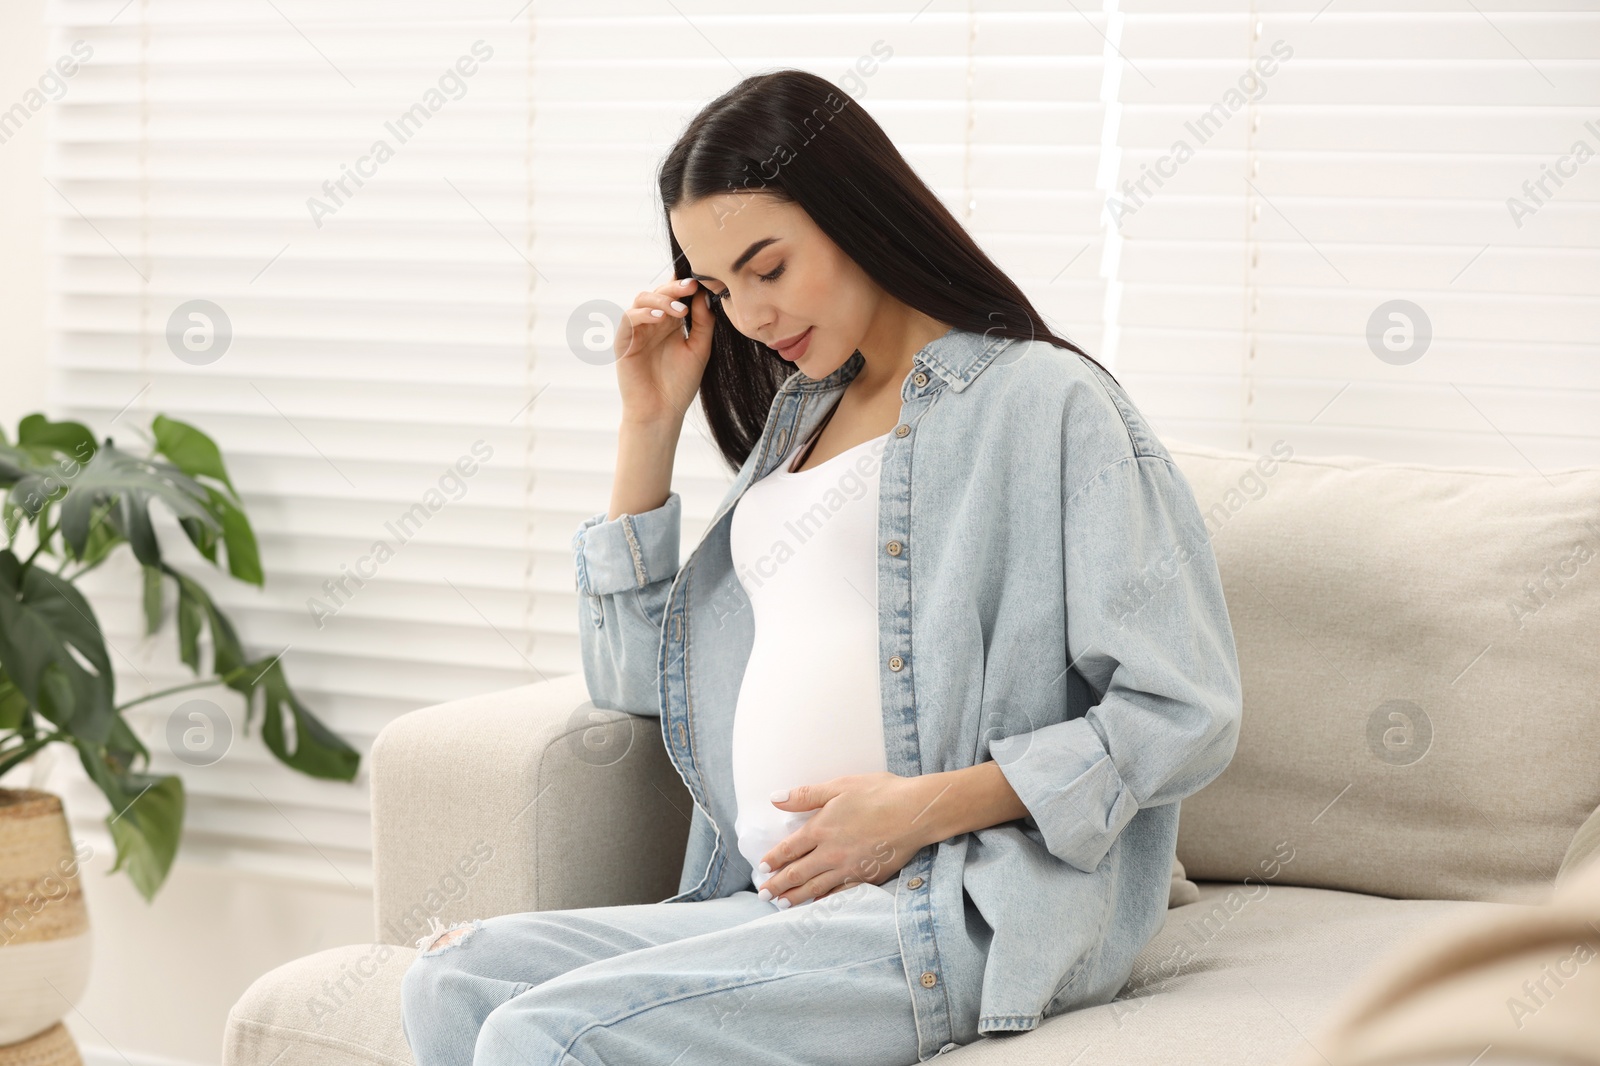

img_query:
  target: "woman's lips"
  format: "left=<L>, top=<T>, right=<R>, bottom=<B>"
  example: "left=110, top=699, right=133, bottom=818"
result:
left=775, top=327, right=813, bottom=361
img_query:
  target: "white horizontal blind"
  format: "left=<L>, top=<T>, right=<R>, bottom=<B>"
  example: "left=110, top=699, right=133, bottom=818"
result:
left=42, top=0, right=541, bottom=887
left=39, top=1, right=1116, bottom=884
left=1113, top=1, right=1600, bottom=468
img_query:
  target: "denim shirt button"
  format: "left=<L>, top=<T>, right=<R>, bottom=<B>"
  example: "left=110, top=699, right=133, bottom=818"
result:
left=886, top=540, right=902, bottom=556
left=907, top=876, right=924, bottom=889
left=894, top=423, right=910, bottom=437
left=888, top=655, right=904, bottom=671
left=919, top=971, right=938, bottom=988
left=913, top=371, right=929, bottom=388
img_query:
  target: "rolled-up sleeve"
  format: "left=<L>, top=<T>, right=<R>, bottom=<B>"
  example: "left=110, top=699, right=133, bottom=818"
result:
left=571, top=491, right=683, bottom=718
left=989, top=454, right=1243, bottom=874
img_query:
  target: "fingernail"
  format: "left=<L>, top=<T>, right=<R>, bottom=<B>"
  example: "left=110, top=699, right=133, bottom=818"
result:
left=770, top=789, right=789, bottom=802
left=757, top=861, right=771, bottom=876
left=670, top=300, right=686, bottom=312
left=650, top=308, right=664, bottom=317
left=681, top=278, right=694, bottom=286
left=775, top=897, right=791, bottom=910
left=758, top=888, right=771, bottom=902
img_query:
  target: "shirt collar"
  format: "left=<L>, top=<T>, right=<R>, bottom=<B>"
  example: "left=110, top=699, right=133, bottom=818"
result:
left=778, top=325, right=1021, bottom=396
left=709, top=327, right=1024, bottom=531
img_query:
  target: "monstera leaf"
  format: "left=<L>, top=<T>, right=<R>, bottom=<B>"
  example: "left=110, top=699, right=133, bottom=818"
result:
left=75, top=745, right=184, bottom=904
left=1, top=415, right=97, bottom=520
left=0, top=411, right=362, bottom=904
left=0, top=548, right=116, bottom=745
left=165, top=564, right=359, bottom=780
left=16, top=413, right=97, bottom=459
left=0, top=441, right=30, bottom=485
left=150, top=415, right=262, bottom=586
left=0, top=547, right=182, bottom=898
left=0, top=674, right=27, bottom=731
left=56, top=440, right=218, bottom=568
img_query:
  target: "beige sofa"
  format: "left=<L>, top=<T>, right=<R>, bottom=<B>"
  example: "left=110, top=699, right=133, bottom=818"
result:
left=223, top=439, right=1600, bottom=1064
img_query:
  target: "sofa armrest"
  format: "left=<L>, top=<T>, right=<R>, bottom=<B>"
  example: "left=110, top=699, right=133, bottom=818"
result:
left=369, top=672, right=692, bottom=947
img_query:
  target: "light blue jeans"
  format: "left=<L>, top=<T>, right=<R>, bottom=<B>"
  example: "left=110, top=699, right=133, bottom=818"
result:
left=399, top=881, right=980, bottom=1065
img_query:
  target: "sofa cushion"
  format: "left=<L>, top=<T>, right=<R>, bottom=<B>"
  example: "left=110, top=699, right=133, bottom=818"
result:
left=224, top=943, right=416, bottom=1066
left=1164, top=440, right=1600, bottom=904
left=941, top=881, right=1512, bottom=1063
left=1280, top=853, right=1600, bottom=1066
left=1169, top=856, right=1199, bottom=908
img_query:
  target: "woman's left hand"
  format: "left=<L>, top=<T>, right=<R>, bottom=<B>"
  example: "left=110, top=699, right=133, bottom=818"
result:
left=756, top=771, right=940, bottom=907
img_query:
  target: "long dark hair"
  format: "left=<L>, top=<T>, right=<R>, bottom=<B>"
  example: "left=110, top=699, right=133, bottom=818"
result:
left=657, top=68, right=1117, bottom=474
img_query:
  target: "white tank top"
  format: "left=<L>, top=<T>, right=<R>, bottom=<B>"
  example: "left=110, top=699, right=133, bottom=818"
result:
left=727, top=425, right=893, bottom=892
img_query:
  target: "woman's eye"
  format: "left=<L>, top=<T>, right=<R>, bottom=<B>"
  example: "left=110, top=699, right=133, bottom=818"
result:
left=711, top=264, right=783, bottom=306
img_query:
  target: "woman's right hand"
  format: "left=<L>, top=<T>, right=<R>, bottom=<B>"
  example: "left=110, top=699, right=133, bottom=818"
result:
left=613, top=277, right=715, bottom=426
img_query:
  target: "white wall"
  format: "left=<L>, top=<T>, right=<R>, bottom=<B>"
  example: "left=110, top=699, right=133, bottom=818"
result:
left=57, top=838, right=371, bottom=1066
left=0, top=0, right=51, bottom=437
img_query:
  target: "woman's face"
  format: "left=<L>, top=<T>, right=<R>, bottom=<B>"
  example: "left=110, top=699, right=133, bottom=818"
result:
left=668, top=192, right=880, bottom=379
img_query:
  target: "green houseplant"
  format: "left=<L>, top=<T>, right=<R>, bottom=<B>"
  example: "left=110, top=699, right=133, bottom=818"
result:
left=0, top=412, right=359, bottom=902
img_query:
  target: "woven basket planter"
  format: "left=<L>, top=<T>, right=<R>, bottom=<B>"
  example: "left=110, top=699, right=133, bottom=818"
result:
left=0, top=789, right=91, bottom=1059
left=0, top=1024, right=80, bottom=1066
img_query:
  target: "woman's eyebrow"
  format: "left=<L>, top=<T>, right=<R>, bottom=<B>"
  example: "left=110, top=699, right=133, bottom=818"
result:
left=688, top=237, right=781, bottom=283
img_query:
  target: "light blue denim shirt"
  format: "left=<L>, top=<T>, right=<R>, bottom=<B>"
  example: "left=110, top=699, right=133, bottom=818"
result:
left=571, top=326, right=1243, bottom=1056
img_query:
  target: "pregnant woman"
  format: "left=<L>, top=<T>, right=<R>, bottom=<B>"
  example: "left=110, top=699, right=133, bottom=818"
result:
left=401, top=68, right=1243, bottom=1066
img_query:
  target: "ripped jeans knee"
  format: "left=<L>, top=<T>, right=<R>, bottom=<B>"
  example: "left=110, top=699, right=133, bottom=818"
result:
left=416, top=916, right=485, bottom=956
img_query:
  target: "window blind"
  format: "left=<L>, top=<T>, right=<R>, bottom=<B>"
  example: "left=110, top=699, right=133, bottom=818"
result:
left=1112, top=1, right=1600, bottom=468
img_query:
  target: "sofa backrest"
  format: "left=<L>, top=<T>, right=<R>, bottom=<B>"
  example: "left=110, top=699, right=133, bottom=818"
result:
left=1164, top=438, right=1600, bottom=905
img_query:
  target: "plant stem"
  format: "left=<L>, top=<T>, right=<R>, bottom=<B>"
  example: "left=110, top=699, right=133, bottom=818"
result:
left=20, top=518, right=54, bottom=572
left=114, top=664, right=260, bottom=713
left=0, top=731, right=64, bottom=781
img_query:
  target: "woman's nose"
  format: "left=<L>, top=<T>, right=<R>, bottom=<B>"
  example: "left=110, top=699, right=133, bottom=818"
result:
left=729, top=301, right=773, bottom=342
